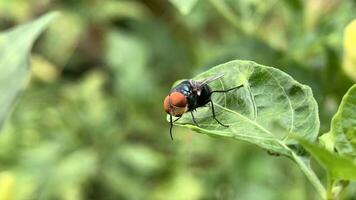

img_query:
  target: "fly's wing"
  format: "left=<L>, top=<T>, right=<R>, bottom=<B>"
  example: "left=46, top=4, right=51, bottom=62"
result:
left=196, top=73, right=224, bottom=87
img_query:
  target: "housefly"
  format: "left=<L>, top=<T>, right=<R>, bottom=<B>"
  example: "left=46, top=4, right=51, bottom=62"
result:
left=163, top=74, right=243, bottom=140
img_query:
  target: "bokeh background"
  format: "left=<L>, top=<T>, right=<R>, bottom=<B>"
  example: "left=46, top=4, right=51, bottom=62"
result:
left=0, top=0, right=355, bottom=199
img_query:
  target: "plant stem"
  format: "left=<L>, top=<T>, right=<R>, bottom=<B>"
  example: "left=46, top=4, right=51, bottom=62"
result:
left=326, top=173, right=334, bottom=200
left=292, top=152, right=327, bottom=199
left=279, top=142, right=326, bottom=199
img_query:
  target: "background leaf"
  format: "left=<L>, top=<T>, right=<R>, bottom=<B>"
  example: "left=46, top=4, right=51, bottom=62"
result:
left=298, top=139, right=356, bottom=180
left=173, top=60, right=319, bottom=156
left=328, top=84, right=356, bottom=159
left=169, top=0, right=199, bottom=15
left=0, top=12, right=58, bottom=128
left=39, top=11, right=84, bottom=67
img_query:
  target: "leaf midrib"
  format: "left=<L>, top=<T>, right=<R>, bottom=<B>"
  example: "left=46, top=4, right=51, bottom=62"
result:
left=215, top=103, right=274, bottom=137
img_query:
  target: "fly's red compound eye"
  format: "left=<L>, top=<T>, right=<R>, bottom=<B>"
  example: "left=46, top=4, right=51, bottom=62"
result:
left=163, top=92, right=187, bottom=115
left=169, top=92, right=187, bottom=107
left=163, top=95, right=170, bottom=114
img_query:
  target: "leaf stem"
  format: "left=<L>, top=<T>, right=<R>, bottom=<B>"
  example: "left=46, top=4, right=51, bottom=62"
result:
left=293, top=153, right=326, bottom=199
left=279, top=142, right=326, bottom=199
left=326, top=173, right=334, bottom=200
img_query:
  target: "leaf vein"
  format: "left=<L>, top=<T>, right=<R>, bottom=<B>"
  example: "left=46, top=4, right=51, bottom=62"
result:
left=266, top=69, right=294, bottom=134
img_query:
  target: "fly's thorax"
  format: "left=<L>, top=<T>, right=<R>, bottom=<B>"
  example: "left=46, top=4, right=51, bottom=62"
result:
left=172, top=80, right=192, bottom=96
left=187, top=81, right=212, bottom=111
left=196, top=84, right=212, bottom=107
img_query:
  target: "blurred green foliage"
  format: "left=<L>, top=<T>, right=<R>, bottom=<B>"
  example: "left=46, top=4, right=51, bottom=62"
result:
left=0, top=0, right=355, bottom=199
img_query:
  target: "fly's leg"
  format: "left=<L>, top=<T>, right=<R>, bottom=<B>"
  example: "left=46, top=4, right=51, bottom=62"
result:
left=169, top=114, right=174, bottom=140
left=173, top=116, right=182, bottom=123
left=210, top=85, right=243, bottom=94
left=190, top=111, right=200, bottom=127
left=208, top=84, right=244, bottom=127
left=210, top=100, right=228, bottom=127
left=169, top=116, right=182, bottom=140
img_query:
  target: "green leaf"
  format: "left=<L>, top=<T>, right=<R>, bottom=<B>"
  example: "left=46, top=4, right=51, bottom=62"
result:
left=319, top=132, right=335, bottom=152
left=105, top=30, right=153, bottom=99
left=0, top=12, right=58, bottom=128
left=328, top=84, right=356, bottom=159
left=39, top=11, right=84, bottom=66
left=169, top=0, right=199, bottom=15
left=298, top=139, right=356, bottom=180
left=171, top=60, right=319, bottom=156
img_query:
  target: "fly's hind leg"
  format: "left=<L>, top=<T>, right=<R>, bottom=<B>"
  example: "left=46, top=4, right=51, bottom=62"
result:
left=210, top=100, right=228, bottom=127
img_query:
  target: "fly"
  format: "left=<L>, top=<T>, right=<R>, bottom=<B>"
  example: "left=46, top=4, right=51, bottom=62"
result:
left=163, top=74, right=243, bottom=140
